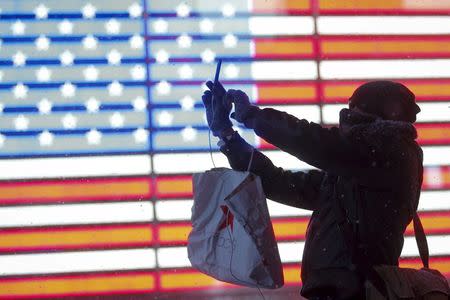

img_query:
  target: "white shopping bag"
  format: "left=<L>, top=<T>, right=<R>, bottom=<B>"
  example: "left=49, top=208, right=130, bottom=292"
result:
left=188, top=167, right=284, bottom=289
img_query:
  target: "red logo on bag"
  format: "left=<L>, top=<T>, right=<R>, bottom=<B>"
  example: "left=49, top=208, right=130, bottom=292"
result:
left=218, top=205, right=234, bottom=232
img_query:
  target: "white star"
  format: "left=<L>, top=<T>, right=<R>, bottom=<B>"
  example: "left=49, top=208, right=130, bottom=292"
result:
left=83, top=65, right=99, bottom=81
left=12, top=51, right=27, bottom=67
left=59, top=50, right=75, bottom=66
left=223, top=33, right=238, bottom=48
left=11, top=20, right=26, bottom=35
left=222, top=3, right=236, bottom=17
left=36, top=66, right=52, bottom=82
left=128, top=3, right=143, bottom=18
left=130, top=65, right=146, bottom=80
left=224, top=64, right=239, bottom=79
left=58, top=19, right=74, bottom=35
left=178, top=64, right=193, bottom=79
left=35, top=35, right=50, bottom=51
left=132, top=96, right=147, bottom=111
left=105, top=19, right=121, bottom=35
left=12, top=83, right=28, bottom=99
left=155, top=49, right=170, bottom=64
left=0, top=134, right=5, bottom=148
left=34, top=4, right=49, bottom=19
left=86, top=129, right=102, bottom=145
left=157, top=110, right=173, bottom=126
left=177, top=34, right=192, bottom=48
left=85, top=97, right=100, bottom=113
left=153, top=19, right=168, bottom=33
left=60, top=82, right=76, bottom=98
left=110, top=112, right=125, bottom=128
left=156, top=81, right=171, bottom=95
left=180, top=95, right=195, bottom=111
left=62, top=113, right=77, bottom=129
left=37, top=98, right=52, bottom=114
left=0, top=71, right=3, bottom=82
left=107, top=49, right=122, bottom=65
left=201, top=48, right=215, bottom=63
left=133, top=128, right=148, bottom=143
left=199, top=19, right=214, bottom=33
left=108, top=80, right=123, bottom=97
left=81, top=3, right=96, bottom=19
left=39, top=130, right=54, bottom=146
left=14, top=115, right=29, bottom=131
left=129, top=34, right=144, bottom=49
left=176, top=2, right=191, bottom=17
left=181, top=126, right=197, bottom=142
left=82, top=34, right=98, bottom=50
left=0, top=103, right=3, bottom=114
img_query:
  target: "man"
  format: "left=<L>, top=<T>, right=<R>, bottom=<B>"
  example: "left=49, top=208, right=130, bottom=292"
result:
left=201, top=80, right=422, bottom=299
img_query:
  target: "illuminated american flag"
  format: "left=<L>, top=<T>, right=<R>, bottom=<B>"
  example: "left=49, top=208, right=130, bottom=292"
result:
left=0, top=0, right=449, bottom=298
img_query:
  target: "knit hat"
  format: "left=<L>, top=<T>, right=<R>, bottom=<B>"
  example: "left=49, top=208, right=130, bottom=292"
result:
left=348, top=81, right=421, bottom=123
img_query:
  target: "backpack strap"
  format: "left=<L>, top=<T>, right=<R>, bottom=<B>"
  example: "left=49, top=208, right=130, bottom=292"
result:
left=413, top=211, right=429, bottom=269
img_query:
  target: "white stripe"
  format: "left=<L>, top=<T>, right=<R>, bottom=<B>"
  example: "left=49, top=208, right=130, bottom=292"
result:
left=156, top=199, right=312, bottom=222
left=323, top=103, right=450, bottom=124
left=251, top=61, right=317, bottom=80
left=0, top=155, right=151, bottom=180
left=268, top=200, right=312, bottom=217
left=318, top=16, right=450, bottom=35
left=320, top=59, right=450, bottom=79
left=249, top=16, right=314, bottom=35
left=158, top=247, right=189, bottom=268
left=156, top=199, right=194, bottom=221
left=153, top=151, right=315, bottom=174
left=321, top=104, right=346, bottom=124
left=401, top=235, right=450, bottom=257
left=419, top=191, right=450, bottom=211
left=0, top=202, right=153, bottom=228
left=416, top=102, right=450, bottom=122
left=0, top=249, right=156, bottom=276
left=278, top=242, right=303, bottom=263
left=157, top=235, right=450, bottom=268
left=423, top=146, right=450, bottom=166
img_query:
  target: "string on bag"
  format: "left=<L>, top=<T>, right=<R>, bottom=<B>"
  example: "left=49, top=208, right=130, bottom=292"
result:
left=207, top=82, right=265, bottom=298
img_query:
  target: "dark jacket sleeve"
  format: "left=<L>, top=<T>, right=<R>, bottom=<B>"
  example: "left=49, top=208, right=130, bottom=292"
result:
left=220, top=133, right=325, bottom=210
left=241, top=107, right=412, bottom=188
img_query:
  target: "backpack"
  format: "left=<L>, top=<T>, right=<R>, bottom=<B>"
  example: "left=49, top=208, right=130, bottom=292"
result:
left=333, top=176, right=450, bottom=299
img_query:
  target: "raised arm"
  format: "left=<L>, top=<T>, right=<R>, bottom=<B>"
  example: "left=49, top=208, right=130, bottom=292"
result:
left=227, top=89, right=417, bottom=188
left=220, top=132, right=325, bottom=211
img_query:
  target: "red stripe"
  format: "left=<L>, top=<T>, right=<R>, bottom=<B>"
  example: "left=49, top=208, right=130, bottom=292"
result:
left=319, top=9, right=450, bottom=15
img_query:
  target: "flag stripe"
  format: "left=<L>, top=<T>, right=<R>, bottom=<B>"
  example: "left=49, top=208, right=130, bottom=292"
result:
left=319, top=0, right=450, bottom=14
left=252, top=0, right=311, bottom=13
left=0, top=272, right=156, bottom=299
left=255, top=82, right=318, bottom=104
left=323, top=79, right=450, bottom=102
left=0, top=202, right=153, bottom=227
left=321, top=36, right=450, bottom=59
left=0, top=249, right=156, bottom=276
left=156, top=212, right=450, bottom=246
left=0, top=155, right=152, bottom=180
left=254, top=38, right=314, bottom=59
left=0, top=177, right=151, bottom=205
left=155, top=169, right=450, bottom=200
left=0, top=224, right=153, bottom=253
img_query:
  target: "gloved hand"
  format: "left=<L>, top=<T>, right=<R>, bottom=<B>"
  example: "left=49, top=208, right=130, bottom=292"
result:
left=201, top=80, right=233, bottom=137
left=226, top=89, right=258, bottom=123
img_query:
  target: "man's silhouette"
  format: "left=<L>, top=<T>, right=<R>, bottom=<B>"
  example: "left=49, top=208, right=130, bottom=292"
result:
left=202, top=80, right=422, bottom=299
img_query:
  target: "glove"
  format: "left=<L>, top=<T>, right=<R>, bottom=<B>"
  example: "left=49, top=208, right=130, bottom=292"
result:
left=226, top=89, right=258, bottom=123
left=201, top=80, right=233, bottom=137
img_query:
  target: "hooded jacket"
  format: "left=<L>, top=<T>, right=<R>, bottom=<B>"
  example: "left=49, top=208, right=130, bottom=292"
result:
left=219, top=107, right=423, bottom=299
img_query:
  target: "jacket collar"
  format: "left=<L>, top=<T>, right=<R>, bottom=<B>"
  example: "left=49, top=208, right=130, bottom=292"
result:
left=338, top=108, right=417, bottom=149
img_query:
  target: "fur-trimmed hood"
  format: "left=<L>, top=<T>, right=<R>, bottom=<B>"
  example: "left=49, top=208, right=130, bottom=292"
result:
left=338, top=108, right=418, bottom=154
